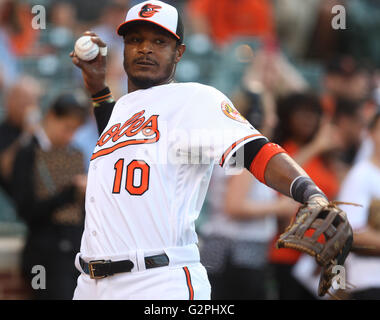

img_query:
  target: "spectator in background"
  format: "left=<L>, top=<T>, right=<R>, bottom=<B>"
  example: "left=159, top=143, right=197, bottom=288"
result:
left=66, top=0, right=109, bottom=24
left=50, top=1, right=77, bottom=30
left=320, top=56, right=372, bottom=172
left=103, top=49, right=128, bottom=99
left=91, top=0, right=128, bottom=96
left=92, top=0, right=128, bottom=56
left=0, top=0, right=39, bottom=56
left=321, top=56, right=370, bottom=117
left=273, top=0, right=321, bottom=60
left=305, top=0, right=344, bottom=62
left=339, top=0, right=380, bottom=69
left=11, top=93, right=88, bottom=300
left=274, top=93, right=342, bottom=193
left=338, top=112, right=380, bottom=300
left=186, top=0, right=275, bottom=48
left=331, top=97, right=366, bottom=178
left=289, top=97, right=366, bottom=300
left=270, top=92, right=342, bottom=299
left=71, top=96, right=99, bottom=172
left=0, top=27, right=19, bottom=89
left=47, top=1, right=78, bottom=51
left=49, top=0, right=76, bottom=29
left=353, top=98, right=379, bottom=164
left=242, top=45, right=309, bottom=101
left=199, top=87, right=298, bottom=299
left=0, top=76, right=43, bottom=195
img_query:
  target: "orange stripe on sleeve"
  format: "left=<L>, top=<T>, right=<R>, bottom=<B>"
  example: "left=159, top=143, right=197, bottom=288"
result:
left=249, top=142, right=286, bottom=184
left=183, top=266, right=194, bottom=300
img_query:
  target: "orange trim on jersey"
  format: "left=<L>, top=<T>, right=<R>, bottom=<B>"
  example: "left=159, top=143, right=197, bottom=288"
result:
left=117, top=19, right=180, bottom=39
left=183, top=267, right=194, bottom=300
left=249, top=142, right=286, bottom=184
left=219, top=134, right=263, bottom=167
left=91, top=134, right=160, bottom=161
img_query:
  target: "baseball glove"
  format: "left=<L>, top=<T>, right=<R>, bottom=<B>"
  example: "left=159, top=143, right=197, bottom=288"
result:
left=276, top=199, right=353, bottom=297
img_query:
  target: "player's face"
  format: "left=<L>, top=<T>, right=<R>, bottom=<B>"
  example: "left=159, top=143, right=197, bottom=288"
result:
left=122, top=23, right=185, bottom=91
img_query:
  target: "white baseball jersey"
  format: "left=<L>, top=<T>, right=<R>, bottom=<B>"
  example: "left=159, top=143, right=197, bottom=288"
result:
left=79, top=82, right=263, bottom=260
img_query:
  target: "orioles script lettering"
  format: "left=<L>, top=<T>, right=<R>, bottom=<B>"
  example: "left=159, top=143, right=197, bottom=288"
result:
left=91, top=110, right=160, bottom=160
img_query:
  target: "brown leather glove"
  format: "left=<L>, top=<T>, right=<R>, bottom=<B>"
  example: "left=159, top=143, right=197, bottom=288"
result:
left=276, top=199, right=353, bottom=297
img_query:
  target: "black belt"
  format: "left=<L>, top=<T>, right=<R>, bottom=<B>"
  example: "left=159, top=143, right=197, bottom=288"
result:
left=79, top=253, right=169, bottom=279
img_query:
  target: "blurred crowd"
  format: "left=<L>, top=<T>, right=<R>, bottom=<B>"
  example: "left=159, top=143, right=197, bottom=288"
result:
left=0, top=0, right=380, bottom=300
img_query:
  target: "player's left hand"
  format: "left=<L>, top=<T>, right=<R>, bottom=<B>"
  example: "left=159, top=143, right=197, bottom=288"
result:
left=276, top=199, right=353, bottom=297
left=70, top=31, right=108, bottom=95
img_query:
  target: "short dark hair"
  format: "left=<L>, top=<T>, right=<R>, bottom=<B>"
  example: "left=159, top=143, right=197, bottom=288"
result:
left=50, top=93, right=88, bottom=123
left=274, top=92, right=322, bottom=144
left=277, top=92, right=322, bottom=118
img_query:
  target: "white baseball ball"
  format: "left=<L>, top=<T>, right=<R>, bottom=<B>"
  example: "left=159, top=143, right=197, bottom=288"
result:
left=74, top=36, right=100, bottom=61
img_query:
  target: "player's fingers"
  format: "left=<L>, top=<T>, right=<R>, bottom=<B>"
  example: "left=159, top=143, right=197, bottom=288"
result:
left=90, top=36, right=106, bottom=48
left=70, top=50, right=82, bottom=63
left=71, top=56, right=84, bottom=68
left=90, top=36, right=108, bottom=59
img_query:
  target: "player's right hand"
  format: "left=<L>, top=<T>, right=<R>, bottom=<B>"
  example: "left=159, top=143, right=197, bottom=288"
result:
left=70, top=31, right=108, bottom=95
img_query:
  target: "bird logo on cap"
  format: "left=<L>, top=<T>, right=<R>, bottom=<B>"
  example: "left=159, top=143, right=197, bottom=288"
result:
left=139, top=3, right=162, bottom=18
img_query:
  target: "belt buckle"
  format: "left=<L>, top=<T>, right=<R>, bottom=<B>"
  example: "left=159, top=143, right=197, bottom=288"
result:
left=88, top=260, right=108, bottom=279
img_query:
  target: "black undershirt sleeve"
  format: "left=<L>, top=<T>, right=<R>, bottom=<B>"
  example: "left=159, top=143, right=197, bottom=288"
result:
left=94, top=103, right=115, bottom=135
left=92, top=87, right=116, bottom=135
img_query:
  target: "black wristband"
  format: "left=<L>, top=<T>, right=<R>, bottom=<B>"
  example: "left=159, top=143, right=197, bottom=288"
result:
left=91, top=87, right=110, bottom=98
left=91, top=87, right=114, bottom=107
left=290, top=176, right=327, bottom=204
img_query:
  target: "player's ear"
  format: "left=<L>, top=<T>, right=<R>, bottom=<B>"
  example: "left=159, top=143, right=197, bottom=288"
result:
left=174, top=43, right=186, bottom=63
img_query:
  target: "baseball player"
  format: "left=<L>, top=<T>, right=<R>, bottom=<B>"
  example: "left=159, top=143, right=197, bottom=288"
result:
left=70, top=0, right=338, bottom=300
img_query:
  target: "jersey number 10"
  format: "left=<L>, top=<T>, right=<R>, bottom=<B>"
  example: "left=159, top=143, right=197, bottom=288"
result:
left=112, top=159, right=150, bottom=195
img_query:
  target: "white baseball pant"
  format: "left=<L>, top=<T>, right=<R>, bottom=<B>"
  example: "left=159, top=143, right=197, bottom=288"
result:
left=73, top=244, right=211, bottom=300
